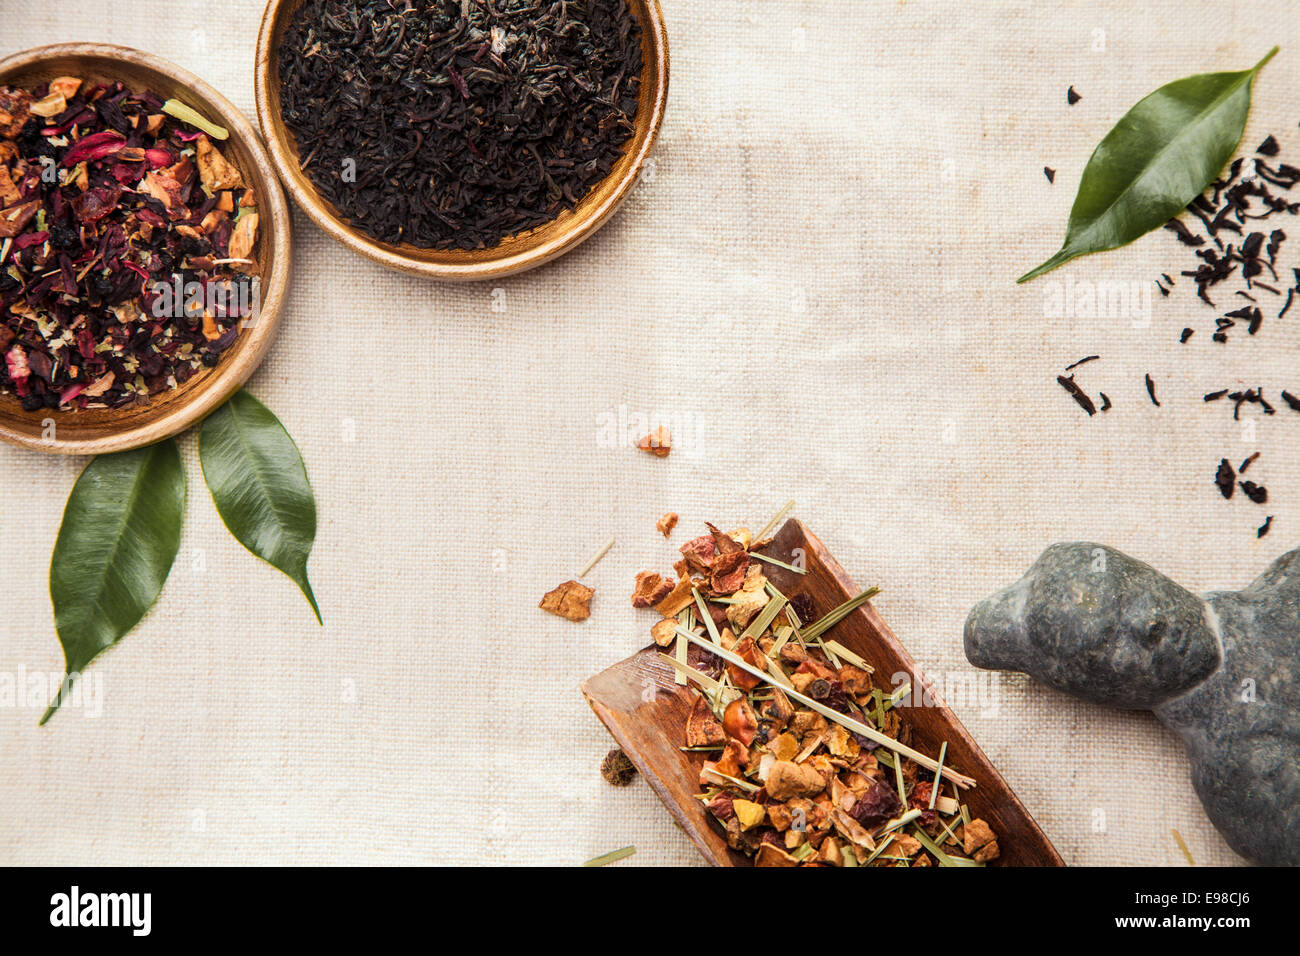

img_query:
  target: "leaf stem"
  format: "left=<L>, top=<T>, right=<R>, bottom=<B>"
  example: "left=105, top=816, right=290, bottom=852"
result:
left=1253, top=46, right=1279, bottom=73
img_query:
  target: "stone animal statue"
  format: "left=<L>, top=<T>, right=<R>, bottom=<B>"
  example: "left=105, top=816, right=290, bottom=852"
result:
left=964, top=542, right=1299, bottom=866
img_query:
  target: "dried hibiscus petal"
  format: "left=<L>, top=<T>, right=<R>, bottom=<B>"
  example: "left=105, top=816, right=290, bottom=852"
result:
left=849, top=779, right=903, bottom=827
left=61, top=129, right=126, bottom=166
left=5, top=345, right=30, bottom=395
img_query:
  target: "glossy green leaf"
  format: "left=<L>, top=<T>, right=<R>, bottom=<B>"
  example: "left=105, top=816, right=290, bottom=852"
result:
left=199, top=389, right=321, bottom=623
left=44, top=440, right=186, bottom=724
left=1019, top=47, right=1278, bottom=283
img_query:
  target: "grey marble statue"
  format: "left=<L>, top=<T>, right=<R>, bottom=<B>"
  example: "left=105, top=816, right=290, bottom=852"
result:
left=964, top=542, right=1299, bottom=866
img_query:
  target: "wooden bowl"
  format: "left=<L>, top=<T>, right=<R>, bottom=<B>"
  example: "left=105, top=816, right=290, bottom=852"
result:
left=0, top=44, right=291, bottom=455
left=254, top=0, right=669, bottom=281
left=582, top=519, right=1067, bottom=866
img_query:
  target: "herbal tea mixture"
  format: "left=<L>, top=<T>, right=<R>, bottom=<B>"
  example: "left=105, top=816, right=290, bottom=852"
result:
left=277, top=0, right=642, bottom=249
left=633, top=520, right=999, bottom=867
left=0, top=79, right=258, bottom=410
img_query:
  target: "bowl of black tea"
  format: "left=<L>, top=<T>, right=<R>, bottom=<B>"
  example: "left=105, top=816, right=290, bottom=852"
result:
left=255, top=0, right=668, bottom=280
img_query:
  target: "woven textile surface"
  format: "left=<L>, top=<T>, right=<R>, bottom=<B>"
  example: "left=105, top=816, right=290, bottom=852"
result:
left=2, top=0, right=1291, bottom=865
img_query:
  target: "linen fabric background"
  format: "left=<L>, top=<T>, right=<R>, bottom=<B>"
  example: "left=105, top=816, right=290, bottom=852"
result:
left=1, top=0, right=1289, bottom=866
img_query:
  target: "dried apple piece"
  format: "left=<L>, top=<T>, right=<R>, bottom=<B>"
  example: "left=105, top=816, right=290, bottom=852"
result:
left=539, top=579, right=593, bottom=622
left=635, top=426, right=671, bottom=457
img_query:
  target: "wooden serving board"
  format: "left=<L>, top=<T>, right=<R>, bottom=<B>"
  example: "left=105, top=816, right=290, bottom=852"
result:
left=581, top=518, right=1065, bottom=866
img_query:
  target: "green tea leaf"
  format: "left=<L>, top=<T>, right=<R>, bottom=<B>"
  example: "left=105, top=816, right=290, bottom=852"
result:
left=45, top=440, right=186, bottom=724
left=200, top=389, right=321, bottom=623
left=1019, top=47, right=1277, bottom=283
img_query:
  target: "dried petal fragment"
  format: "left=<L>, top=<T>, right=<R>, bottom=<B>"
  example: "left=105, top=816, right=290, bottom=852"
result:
left=656, top=511, right=678, bottom=537
left=539, top=579, right=593, bottom=622
left=849, top=779, right=903, bottom=827
left=61, top=130, right=126, bottom=166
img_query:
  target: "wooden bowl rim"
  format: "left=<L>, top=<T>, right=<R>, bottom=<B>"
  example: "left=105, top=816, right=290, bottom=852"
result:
left=253, top=0, right=669, bottom=281
left=0, top=42, right=291, bottom=456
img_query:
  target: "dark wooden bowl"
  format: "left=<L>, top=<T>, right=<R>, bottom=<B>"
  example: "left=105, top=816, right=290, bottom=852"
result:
left=254, top=0, right=669, bottom=281
left=582, top=518, right=1066, bottom=866
left=0, top=44, right=291, bottom=455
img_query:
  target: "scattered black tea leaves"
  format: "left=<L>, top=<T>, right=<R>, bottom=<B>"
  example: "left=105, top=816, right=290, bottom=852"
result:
left=1020, top=49, right=1277, bottom=282
left=1240, top=480, right=1269, bottom=504
left=1044, top=166, right=1056, bottom=183
left=1145, top=373, right=1160, bottom=407
left=1258, top=515, right=1273, bottom=537
left=1166, top=219, right=1205, bottom=246
left=1216, top=459, right=1236, bottom=499
left=1067, top=85, right=1081, bottom=105
left=1057, top=374, right=1096, bottom=415
left=1034, top=74, right=1297, bottom=538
